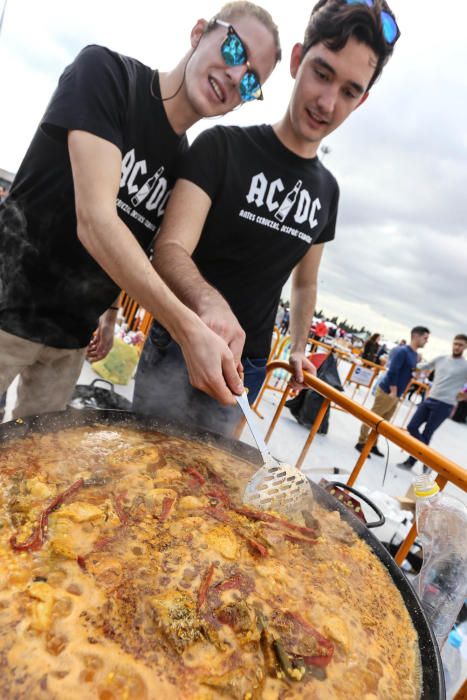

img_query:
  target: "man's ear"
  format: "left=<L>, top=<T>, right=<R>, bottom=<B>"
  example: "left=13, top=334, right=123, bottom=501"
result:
left=290, top=43, right=303, bottom=79
left=191, top=19, right=208, bottom=49
left=356, top=91, right=370, bottom=109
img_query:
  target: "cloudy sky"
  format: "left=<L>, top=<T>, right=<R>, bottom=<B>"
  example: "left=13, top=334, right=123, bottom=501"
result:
left=1, top=0, right=466, bottom=359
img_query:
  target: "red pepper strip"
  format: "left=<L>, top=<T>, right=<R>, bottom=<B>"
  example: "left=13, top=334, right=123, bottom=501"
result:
left=215, top=574, right=243, bottom=591
left=197, top=563, right=215, bottom=610
left=10, top=478, right=85, bottom=552
left=302, top=654, right=333, bottom=668
left=215, top=572, right=255, bottom=594
left=284, top=533, right=318, bottom=546
left=233, top=506, right=317, bottom=538
left=186, top=467, right=206, bottom=485
left=76, top=555, right=87, bottom=570
left=159, top=497, right=175, bottom=522
left=289, top=611, right=334, bottom=664
left=113, top=493, right=130, bottom=525
left=245, top=537, right=268, bottom=557
left=206, top=488, right=230, bottom=505
left=205, top=506, right=231, bottom=523
left=205, top=507, right=269, bottom=557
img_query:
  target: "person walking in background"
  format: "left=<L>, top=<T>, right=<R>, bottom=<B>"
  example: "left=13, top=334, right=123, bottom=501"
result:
left=133, top=0, right=401, bottom=436
left=275, top=300, right=286, bottom=328
left=355, top=326, right=430, bottom=457
left=362, top=332, right=381, bottom=362
left=0, top=2, right=281, bottom=419
left=398, top=334, right=467, bottom=471
left=280, top=307, right=290, bottom=335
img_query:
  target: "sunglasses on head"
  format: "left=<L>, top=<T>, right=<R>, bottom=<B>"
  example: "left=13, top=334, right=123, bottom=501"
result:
left=345, top=0, right=399, bottom=45
left=215, top=19, right=263, bottom=102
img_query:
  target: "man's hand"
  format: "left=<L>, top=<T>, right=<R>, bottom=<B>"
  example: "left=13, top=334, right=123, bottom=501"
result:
left=180, top=321, right=244, bottom=406
left=87, top=309, right=117, bottom=362
left=389, top=386, right=398, bottom=399
left=198, top=297, right=246, bottom=370
left=289, top=351, right=317, bottom=391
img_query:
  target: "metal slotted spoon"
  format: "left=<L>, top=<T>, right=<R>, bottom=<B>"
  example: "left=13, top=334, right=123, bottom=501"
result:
left=235, top=392, right=313, bottom=517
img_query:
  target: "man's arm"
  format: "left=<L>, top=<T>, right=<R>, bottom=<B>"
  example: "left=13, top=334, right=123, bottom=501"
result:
left=385, top=348, right=405, bottom=397
left=153, top=178, right=245, bottom=368
left=87, top=303, right=118, bottom=362
left=289, top=243, right=325, bottom=384
left=68, top=130, right=243, bottom=403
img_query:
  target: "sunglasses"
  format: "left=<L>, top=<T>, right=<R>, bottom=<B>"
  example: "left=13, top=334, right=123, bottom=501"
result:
left=345, top=0, right=399, bottom=45
left=215, top=19, right=263, bottom=102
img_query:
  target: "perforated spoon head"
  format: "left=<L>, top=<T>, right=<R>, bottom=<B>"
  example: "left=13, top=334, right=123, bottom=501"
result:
left=243, top=462, right=313, bottom=517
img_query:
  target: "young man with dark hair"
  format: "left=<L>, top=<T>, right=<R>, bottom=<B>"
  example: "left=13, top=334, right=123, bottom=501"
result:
left=356, top=326, right=430, bottom=457
left=0, top=2, right=281, bottom=419
left=398, top=333, right=467, bottom=471
left=134, top=0, right=401, bottom=436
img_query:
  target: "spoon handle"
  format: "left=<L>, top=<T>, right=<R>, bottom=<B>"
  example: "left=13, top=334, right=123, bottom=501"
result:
left=235, top=392, right=273, bottom=465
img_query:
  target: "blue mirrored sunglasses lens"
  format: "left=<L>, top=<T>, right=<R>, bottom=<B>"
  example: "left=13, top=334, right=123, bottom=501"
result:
left=239, top=73, right=261, bottom=102
left=221, top=34, right=247, bottom=66
left=381, top=11, right=398, bottom=43
left=346, top=0, right=373, bottom=6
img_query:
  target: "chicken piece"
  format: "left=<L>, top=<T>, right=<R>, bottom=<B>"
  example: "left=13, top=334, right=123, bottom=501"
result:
left=177, top=495, right=208, bottom=511
left=205, top=525, right=239, bottom=561
left=144, top=488, right=177, bottom=516
left=56, top=501, right=104, bottom=523
left=153, top=467, right=182, bottom=484
left=323, top=615, right=351, bottom=653
left=25, top=478, right=53, bottom=500
left=27, top=581, right=55, bottom=632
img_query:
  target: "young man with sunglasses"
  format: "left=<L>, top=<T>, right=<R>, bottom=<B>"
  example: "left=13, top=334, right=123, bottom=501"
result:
left=0, top=2, right=280, bottom=420
left=133, top=0, right=400, bottom=436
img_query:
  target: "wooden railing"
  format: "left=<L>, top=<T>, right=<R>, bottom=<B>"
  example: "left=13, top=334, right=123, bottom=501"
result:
left=259, top=361, right=467, bottom=567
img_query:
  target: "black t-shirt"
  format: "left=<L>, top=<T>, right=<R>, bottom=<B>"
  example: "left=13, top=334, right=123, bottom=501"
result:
left=179, top=125, right=338, bottom=358
left=0, top=45, right=188, bottom=348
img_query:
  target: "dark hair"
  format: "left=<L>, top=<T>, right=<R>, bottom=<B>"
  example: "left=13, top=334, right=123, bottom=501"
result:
left=368, top=332, right=380, bottom=343
left=454, top=334, right=467, bottom=343
left=411, top=326, right=430, bottom=337
left=207, top=2, right=282, bottom=64
left=302, top=0, right=399, bottom=90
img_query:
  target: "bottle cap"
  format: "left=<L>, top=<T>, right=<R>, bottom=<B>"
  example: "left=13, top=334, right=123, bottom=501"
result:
left=448, top=628, right=462, bottom=649
left=414, top=475, right=440, bottom=498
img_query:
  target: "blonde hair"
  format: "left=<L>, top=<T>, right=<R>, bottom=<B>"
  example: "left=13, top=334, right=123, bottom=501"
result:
left=207, top=1, right=281, bottom=64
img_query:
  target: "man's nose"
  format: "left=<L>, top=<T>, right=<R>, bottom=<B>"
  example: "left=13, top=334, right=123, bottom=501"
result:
left=225, top=63, right=247, bottom=86
left=317, top=85, right=338, bottom=116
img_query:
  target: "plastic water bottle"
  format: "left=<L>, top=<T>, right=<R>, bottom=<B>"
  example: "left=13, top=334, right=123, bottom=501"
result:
left=414, top=475, right=467, bottom=650
left=442, top=628, right=462, bottom=697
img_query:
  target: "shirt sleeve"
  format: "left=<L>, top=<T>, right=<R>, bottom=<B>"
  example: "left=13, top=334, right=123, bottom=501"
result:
left=41, top=45, right=128, bottom=152
left=417, top=358, right=437, bottom=371
left=385, top=347, right=405, bottom=387
left=178, top=126, right=226, bottom=202
left=316, top=180, right=339, bottom=244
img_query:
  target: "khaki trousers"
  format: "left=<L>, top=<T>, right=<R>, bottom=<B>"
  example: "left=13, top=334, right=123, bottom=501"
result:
left=359, top=386, right=399, bottom=445
left=0, top=329, right=86, bottom=420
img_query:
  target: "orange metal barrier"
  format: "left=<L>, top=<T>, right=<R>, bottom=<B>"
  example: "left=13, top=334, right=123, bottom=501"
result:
left=261, top=361, right=467, bottom=566
left=393, top=377, right=431, bottom=428
left=252, top=334, right=292, bottom=417
left=117, top=292, right=153, bottom=335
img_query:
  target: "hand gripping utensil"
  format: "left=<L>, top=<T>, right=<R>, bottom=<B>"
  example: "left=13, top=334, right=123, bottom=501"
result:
left=235, top=392, right=313, bottom=517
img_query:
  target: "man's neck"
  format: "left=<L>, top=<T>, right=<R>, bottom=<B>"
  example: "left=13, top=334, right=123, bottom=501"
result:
left=158, top=56, right=198, bottom=136
left=272, top=114, right=320, bottom=159
left=410, top=342, right=419, bottom=352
